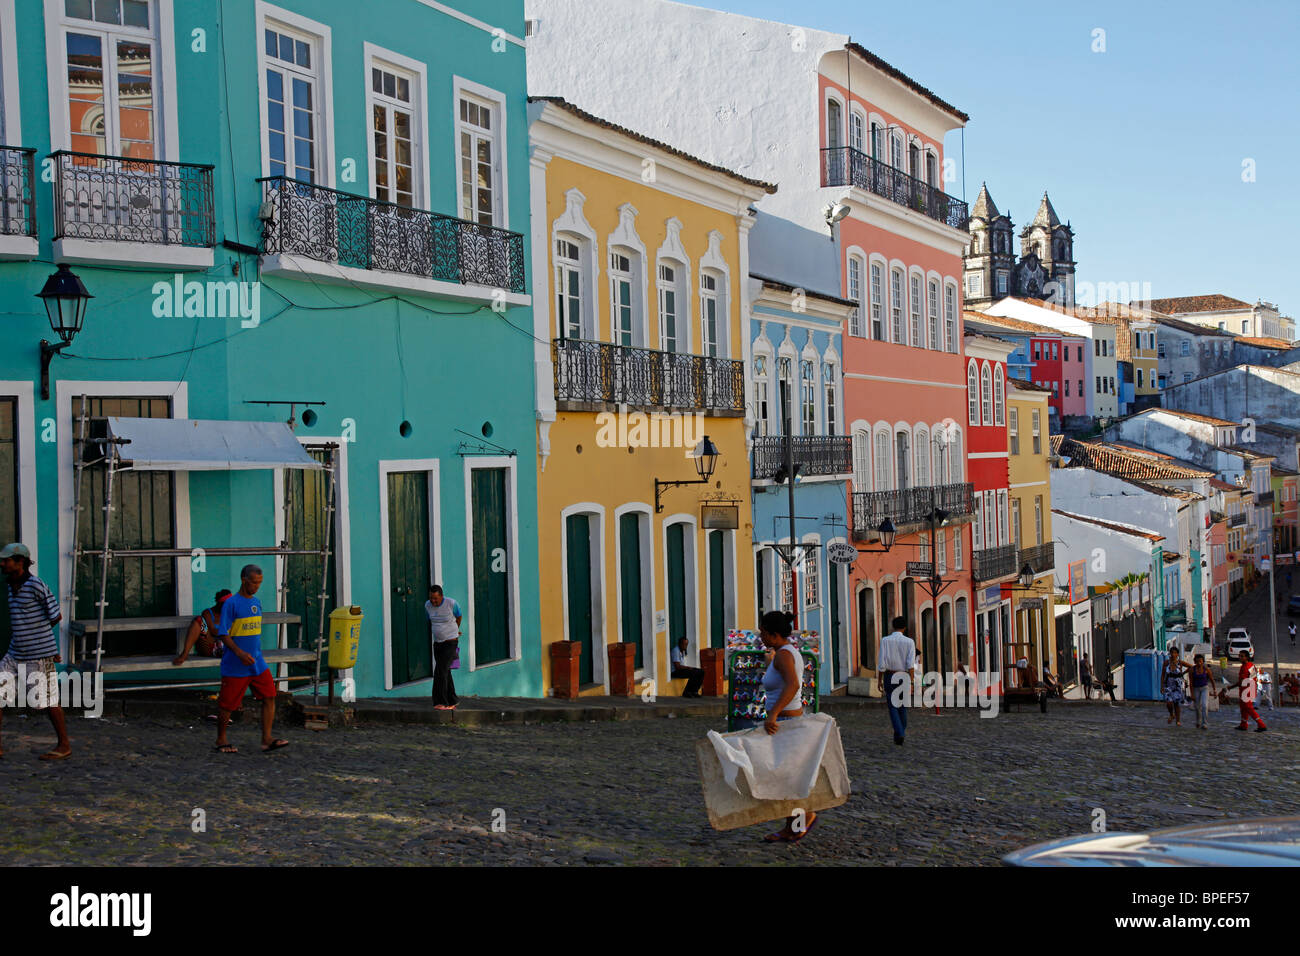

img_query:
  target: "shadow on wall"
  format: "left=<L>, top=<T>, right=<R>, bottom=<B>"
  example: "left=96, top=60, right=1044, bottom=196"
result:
left=748, top=211, right=842, bottom=295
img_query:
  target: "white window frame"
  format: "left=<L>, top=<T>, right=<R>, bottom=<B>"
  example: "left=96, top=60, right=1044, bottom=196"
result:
left=967, top=360, right=979, bottom=425
left=752, top=346, right=771, bottom=436
left=980, top=362, right=993, bottom=425
left=550, top=188, right=597, bottom=341
left=799, top=357, right=817, bottom=436
left=609, top=248, right=637, bottom=347
left=852, top=426, right=870, bottom=490
left=46, top=0, right=181, bottom=159
left=452, top=74, right=509, bottom=228
left=996, top=489, right=1009, bottom=546
left=993, top=364, right=1005, bottom=426
left=823, top=359, right=837, bottom=437
left=869, top=260, right=884, bottom=340
left=873, top=427, right=891, bottom=492
left=364, top=43, right=430, bottom=209
left=847, top=254, right=864, bottom=337
left=944, top=283, right=958, bottom=351
left=909, top=271, right=924, bottom=348
left=700, top=271, right=723, bottom=358
left=890, top=267, right=905, bottom=344
left=927, top=277, right=940, bottom=351
left=554, top=235, right=585, bottom=340
left=0, top=0, right=23, bottom=145
left=1009, top=407, right=1019, bottom=454
left=255, top=2, right=334, bottom=184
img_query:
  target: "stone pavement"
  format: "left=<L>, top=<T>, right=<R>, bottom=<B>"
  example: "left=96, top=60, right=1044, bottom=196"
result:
left=1, top=697, right=1297, bottom=866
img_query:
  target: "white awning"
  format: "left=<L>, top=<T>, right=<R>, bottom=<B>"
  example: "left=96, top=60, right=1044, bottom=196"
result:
left=105, top=417, right=324, bottom=471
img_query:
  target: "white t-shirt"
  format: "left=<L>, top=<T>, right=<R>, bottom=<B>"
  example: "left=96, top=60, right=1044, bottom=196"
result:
left=425, top=598, right=462, bottom=642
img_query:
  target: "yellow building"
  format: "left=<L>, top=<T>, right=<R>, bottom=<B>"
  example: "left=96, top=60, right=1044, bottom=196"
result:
left=528, top=97, right=774, bottom=695
left=1007, top=379, right=1056, bottom=672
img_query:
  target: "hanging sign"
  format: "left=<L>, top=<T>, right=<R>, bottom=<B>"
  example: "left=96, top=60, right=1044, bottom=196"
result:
left=826, top=542, right=857, bottom=564
left=1019, top=597, right=1045, bottom=610
left=700, top=504, right=738, bottom=529
left=905, top=561, right=933, bottom=578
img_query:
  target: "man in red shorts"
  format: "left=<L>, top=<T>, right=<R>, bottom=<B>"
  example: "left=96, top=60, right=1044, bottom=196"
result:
left=1220, top=649, right=1267, bottom=732
left=214, top=564, right=288, bottom=754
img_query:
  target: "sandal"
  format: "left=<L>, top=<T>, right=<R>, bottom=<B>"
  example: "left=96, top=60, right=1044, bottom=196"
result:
left=261, top=739, right=290, bottom=753
left=39, top=750, right=71, bottom=761
left=214, top=743, right=238, bottom=754
left=789, top=813, right=819, bottom=843
left=763, top=829, right=792, bottom=843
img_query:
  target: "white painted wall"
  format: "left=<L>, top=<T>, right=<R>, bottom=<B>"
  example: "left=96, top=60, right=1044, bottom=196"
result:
left=1051, top=510, right=1158, bottom=594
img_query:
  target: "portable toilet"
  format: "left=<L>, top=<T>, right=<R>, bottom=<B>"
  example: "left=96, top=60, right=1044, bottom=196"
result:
left=1122, top=648, right=1163, bottom=700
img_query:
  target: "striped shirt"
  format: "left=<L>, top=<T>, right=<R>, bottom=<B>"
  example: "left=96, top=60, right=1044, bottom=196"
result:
left=5, top=573, right=61, bottom=661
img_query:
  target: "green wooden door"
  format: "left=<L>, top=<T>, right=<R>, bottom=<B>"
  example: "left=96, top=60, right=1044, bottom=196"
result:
left=619, top=513, right=643, bottom=669
left=667, top=523, right=687, bottom=649
left=73, top=397, right=175, bottom=656
left=0, top=399, right=13, bottom=657
left=471, top=468, right=510, bottom=666
left=285, top=447, right=337, bottom=678
left=829, top=563, right=842, bottom=683
left=708, top=530, right=725, bottom=649
left=387, top=471, right=431, bottom=686
left=566, top=513, right=594, bottom=685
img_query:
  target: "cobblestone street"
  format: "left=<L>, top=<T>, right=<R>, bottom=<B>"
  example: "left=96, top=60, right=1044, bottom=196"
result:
left=1, top=699, right=1297, bottom=866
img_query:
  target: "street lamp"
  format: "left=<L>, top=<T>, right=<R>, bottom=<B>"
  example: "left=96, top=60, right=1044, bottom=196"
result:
left=653, top=435, right=720, bottom=513
left=1018, top=562, right=1035, bottom=589
left=34, top=264, right=93, bottom=400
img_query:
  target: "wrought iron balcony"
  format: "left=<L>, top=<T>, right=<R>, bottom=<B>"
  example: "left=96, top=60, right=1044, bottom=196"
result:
left=820, top=146, right=969, bottom=230
left=259, top=176, right=526, bottom=293
left=752, top=435, right=852, bottom=480
left=1018, top=541, right=1055, bottom=576
left=1229, top=512, right=1247, bottom=527
left=850, top=482, right=974, bottom=539
left=973, top=544, right=1019, bottom=583
left=51, top=151, right=214, bottom=246
left=0, top=146, right=36, bottom=239
left=1257, top=490, right=1275, bottom=506
left=552, top=338, right=744, bottom=414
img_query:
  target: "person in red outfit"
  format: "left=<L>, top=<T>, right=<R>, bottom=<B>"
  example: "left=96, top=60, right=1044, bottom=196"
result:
left=1220, top=650, right=1267, bottom=732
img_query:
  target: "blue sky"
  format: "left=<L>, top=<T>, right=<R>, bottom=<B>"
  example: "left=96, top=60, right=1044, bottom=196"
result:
left=682, top=0, right=1300, bottom=317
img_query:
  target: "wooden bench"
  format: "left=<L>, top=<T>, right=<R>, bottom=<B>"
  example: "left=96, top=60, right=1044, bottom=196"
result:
left=1001, top=685, right=1048, bottom=713
left=71, top=612, right=303, bottom=661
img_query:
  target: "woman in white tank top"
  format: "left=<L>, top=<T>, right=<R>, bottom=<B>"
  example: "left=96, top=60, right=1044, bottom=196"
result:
left=756, top=610, right=818, bottom=844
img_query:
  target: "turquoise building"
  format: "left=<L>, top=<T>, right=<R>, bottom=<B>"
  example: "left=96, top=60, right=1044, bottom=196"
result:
left=748, top=275, right=854, bottom=691
left=0, top=0, right=540, bottom=698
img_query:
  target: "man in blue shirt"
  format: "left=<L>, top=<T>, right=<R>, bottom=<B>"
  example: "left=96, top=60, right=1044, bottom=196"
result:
left=214, top=564, right=288, bottom=754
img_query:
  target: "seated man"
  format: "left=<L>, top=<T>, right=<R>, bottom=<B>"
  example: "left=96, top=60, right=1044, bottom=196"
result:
left=173, top=589, right=233, bottom=665
left=1042, top=668, right=1064, bottom=698
left=669, top=637, right=705, bottom=698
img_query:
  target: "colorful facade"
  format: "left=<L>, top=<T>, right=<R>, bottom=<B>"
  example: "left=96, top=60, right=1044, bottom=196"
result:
left=1007, top=379, right=1056, bottom=673
left=749, top=278, right=854, bottom=690
left=528, top=97, right=771, bottom=694
left=0, top=0, right=541, bottom=698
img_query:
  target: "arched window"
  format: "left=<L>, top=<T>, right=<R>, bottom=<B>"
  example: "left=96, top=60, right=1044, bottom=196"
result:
left=915, top=426, right=930, bottom=486
left=847, top=255, right=864, bottom=337
left=699, top=271, right=722, bottom=357
left=823, top=361, right=837, bottom=436
left=927, top=279, right=940, bottom=351
left=852, top=428, right=870, bottom=489
left=555, top=235, right=585, bottom=339
left=895, top=429, right=911, bottom=489
left=657, top=260, right=683, bottom=352
left=873, top=429, right=891, bottom=491
left=967, top=361, right=979, bottom=425
left=800, top=359, right=817, bottom=435
left=980, top=363, right=993, bottom=424
left=752, top=348, right=770, bottom=436
left=826, top=98, right=842, bottom=150
left=993, top=365, right=1005, bottom=426
left=890, top=268, right=905, bottom=344
left=609, top=247, right=637, bottom=346
left=849, top=111, right=864, bottom=152
left=869, top=262, right=884, bottom=340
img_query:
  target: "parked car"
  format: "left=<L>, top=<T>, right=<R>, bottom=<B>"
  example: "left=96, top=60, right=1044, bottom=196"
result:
left=1287, top=594, right=1300, bottom=617
left=1226, top=628, right=1254, bottom=659
left=1004, top=817, right=1300, bottom=866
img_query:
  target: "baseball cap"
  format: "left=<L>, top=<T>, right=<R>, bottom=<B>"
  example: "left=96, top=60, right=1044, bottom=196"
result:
left=0, top=543, right=30, bottom=560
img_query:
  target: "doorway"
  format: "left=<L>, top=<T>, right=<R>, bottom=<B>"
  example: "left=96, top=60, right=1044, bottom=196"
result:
left=386, top=470, right=432, bottom=686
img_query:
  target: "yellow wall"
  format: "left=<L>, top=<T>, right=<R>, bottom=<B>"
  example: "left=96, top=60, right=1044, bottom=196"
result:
left=536, top=153, right=756, bottom=693
left=1008, top=388, right=1055, bottom=669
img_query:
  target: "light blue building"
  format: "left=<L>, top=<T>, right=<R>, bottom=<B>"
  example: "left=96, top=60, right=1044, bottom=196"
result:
left=747, top=275, right=854, bottom=691
left=0, top=0, right=540, bottom=698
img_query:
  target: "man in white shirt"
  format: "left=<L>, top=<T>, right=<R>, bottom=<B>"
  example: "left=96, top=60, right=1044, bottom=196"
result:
left=877, top=616, right=917, bottom=745
left=669, top=637, right=704, bottom=698
left=426, top=585, right=462, bottom=710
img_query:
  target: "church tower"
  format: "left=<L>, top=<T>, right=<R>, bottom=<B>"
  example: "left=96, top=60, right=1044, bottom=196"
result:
left=963, top=183, right=1015, bottom=309
left=1019, top=192, right=1075, bottom=306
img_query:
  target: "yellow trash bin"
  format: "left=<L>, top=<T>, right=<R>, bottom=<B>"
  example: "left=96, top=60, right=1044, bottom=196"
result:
left=328, top=606, right=363, bottom=669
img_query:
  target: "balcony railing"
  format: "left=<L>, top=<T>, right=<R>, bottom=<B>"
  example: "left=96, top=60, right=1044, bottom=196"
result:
left=820, top=146, right=969, bottom=230
left=259, top=176, right=526, bottom=293
left=1229, top=512, right=1247, bottom=527
left=752, top=435, right=852, bottom=479
left=850, top=482, right=974, bottom=539
left=1257, top=490, right=1275, bottom=506
left=552, top=338, right=744, bottom=414
left=1019, top=541, right=1055, bottom=576
left=973, top=543, right=1019, bottom=583
left=51, top=151, right=214, bottom=246
left=0, top=146, right=36, bottom=239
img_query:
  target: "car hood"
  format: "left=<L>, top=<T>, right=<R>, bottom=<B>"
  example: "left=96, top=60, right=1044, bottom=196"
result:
left=1004, top=817, right=1300, bottom=866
